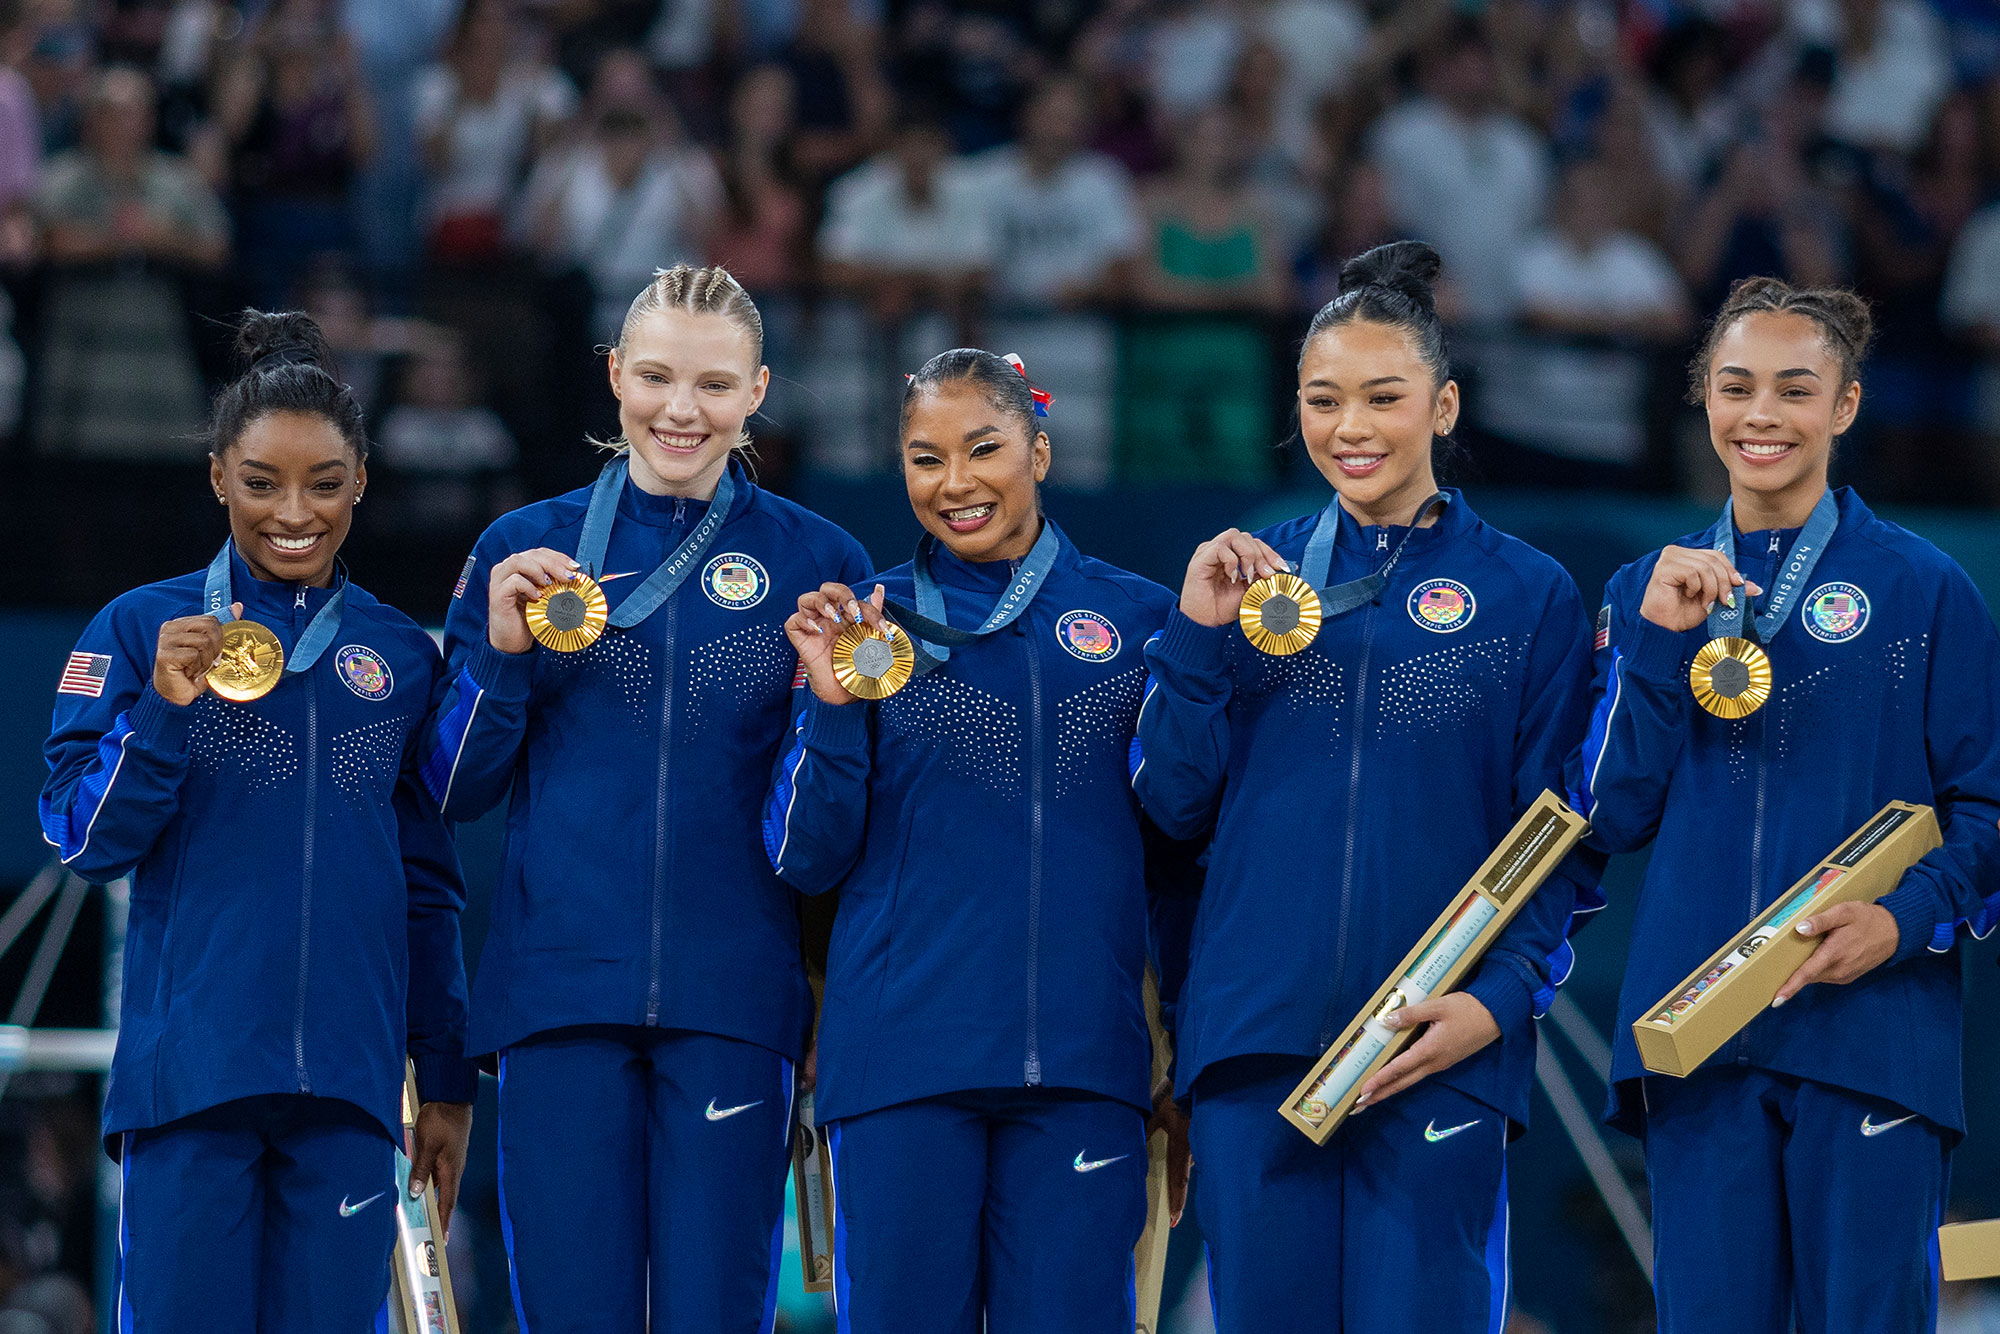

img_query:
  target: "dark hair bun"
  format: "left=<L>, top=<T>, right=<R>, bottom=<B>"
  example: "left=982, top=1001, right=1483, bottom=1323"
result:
left=232, top=308, right=334, bottom=378
left=1336, top=241, right=1441, bottom=316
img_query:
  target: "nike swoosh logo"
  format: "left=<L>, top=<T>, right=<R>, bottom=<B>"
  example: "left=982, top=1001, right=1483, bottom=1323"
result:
left=1073, top=1151, right=1129, bottom=1173
left=338, top=1191, right=386, bottom=1217
left=1424, top=1118, right=1482, bottom=1143
left=1861, top=1113, right=1916, bottom=1137
left=705, top=1098, right=762, bottom=1122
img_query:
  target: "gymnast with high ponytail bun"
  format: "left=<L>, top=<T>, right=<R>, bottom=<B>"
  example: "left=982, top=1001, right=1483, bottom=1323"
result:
left=767, top=348, right=1194, bottom=1332
left=1134, top=241, right=1603, bottom=1330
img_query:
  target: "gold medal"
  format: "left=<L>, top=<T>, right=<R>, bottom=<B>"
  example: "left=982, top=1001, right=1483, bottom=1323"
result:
left=207, top=620, right=285, bottom=702
left=1690, top=636, right=1772, bottom=719
left=1238, top=572, right=1323, bottom=656
left=830, top=621, right=913, bottom=700
left=525, top=573, right=609, bottom=653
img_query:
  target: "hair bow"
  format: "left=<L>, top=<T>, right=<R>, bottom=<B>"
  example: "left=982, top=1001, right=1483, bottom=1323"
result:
left=1001, top=353, right=1053, bottom=417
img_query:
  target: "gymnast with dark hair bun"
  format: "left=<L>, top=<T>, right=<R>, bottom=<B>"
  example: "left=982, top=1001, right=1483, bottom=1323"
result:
left=1581, top=278, right=2000, bottom=1334
left=38, top=309, right=476, bottom=1332
left=1134, top=241, right=1602, bottom=1330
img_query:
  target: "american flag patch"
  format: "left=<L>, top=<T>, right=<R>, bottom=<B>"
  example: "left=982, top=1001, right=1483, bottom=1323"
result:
left=792, top=659, right=808, bottom=690
left=452, top=555, right=475, bottom=599
left=1594, top=604, right=1611, bottom=651
left=58, top=652, right=112, bottom=698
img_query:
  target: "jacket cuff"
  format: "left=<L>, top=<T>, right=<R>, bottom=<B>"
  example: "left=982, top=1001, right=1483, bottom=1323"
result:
left=467, top=638, right=535, bottom=701
left=411, top=1051, right=480, bottom=1105
left=804, top=693, right=870, bottom=749
left=1877, top=881, right=1948, bottom=965
left=1622, top=614, right=1694, bottom=685
left=1462, top=959, right=1535, bottom=1035
left=129, top=685, right=193, bottom=755
left=1154, top=608, right=1230, bottom=674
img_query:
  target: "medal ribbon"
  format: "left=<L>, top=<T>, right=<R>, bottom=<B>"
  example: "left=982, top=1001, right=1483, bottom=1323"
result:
left=881, top=521, right=1063, bottom=676
left=1705, top=490, right=1838, bottom=643
left=203, top=541, right=347, bottom=677
left=1297, top=491, right=1450, bottom=616
left=574, top=456, right=737, bottom=629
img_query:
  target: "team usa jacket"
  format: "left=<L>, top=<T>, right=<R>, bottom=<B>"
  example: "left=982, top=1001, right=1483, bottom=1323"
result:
left=1133, top=492, right=1600, bottom=1126
left=426, top=460, right=871, bottom=1061
left=1580, top=488, right=2000, bottom=1136
left=763, top=525, right=1187, bottom=1122
left=39, top=547, right=477, bottom=1146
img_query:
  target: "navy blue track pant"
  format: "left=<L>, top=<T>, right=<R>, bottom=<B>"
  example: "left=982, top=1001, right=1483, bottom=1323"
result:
left=496, top=1025, right=794, bottom=1334
left=828, top=1088, right=1148, bottom=1334
left=1191, top=1054, right=1510, bottom=1333
left=1644, top=1066, right=1947, bottom=1334
left=117, top=1093, right=397, bottom=1334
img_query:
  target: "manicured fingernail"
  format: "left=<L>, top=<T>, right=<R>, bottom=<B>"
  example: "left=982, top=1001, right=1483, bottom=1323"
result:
left=848, top=601, right=862, bottom=620
left=1796, top=920, right=1812, bottom=935
left=1772, top=995, right=1787, bottom=1008
left=1722, top=593, right=1736, bottom=609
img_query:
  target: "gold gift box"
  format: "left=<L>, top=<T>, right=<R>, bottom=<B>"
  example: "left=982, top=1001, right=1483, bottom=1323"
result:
left=1634, top=801, right=1940, bottom=1079
left=389, top=1060, right=462, bottom=1334
left=1279, top=790, right=1589, bottom=1145
left=1939, top=1219, right=2000, bottom=1281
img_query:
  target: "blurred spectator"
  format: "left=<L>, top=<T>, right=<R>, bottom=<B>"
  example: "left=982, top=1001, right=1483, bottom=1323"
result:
left=1135, top=104, right=1287, bottom=315
left=1641, top=18, right=1743, bottom=191
left=1294, top=160, right=1397, bottom=314
left=895, top=6, right=1038, bottom=155
left=343, top=0, right=456, bottom=305
left=1146, top=0, right=1241, bottom=122
left=710, top=64, right=810, bottom=296
left=0, top=0, right=39, bottom=241
left=33, top=65, right=225, bottom=457
left=970, top=74, right=1140, bottom=311
left=377, top=326, right=521, bottom=530
left=818, top=105, right=993, bottom=324
left=1369, top=19, right=1551, bottom=327
left=522, top=98, right=721, bottom=342
left=1070, top=0, right=1171, bottom=177
left=779, top=0, right=893, bottom=183
left=297, top=258, right=394, bottom=417
left=1676, top=67, right=1847, bottom=309
left=416, top=0, right=578, bottom=265
left=23, top=22, right=91, bottom=159
left=1260, top=0, right=1372, bottom=172
left=1590, top=79, right=1681, bottom=250
left=214, top=0, right=376, bottom=307
left=1797, top=0, right=1954, bottom=154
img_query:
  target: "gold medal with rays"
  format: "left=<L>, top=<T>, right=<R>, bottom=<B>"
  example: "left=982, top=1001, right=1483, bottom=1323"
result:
left=207, top=620, right=285, bottom=702
left=1238, top=572, right=1324, bottom=656
left=830, top=621, right=914, bottom=700
left=526, top=572, right=609, bottom=653
left=1690, top=636, right=1772, bottom=719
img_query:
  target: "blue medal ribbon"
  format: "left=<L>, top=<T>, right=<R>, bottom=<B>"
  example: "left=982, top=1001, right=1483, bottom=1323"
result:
left=574, top=456, right=737, bottom=629
left=1704, top=490, right=1838, bottom=643
left=1297, top=490, right=1449, bottom=617
left=881, top=521, right=1063, bottom=677
left=202, top=540, right=346, bottom=679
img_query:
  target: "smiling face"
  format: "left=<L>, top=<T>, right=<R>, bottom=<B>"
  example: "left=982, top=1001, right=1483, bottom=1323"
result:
left=209, top=410, right=363, bottom=587
left=1298, top=319, right=1458, bottom=525
left=608, top=307, right=769, bottom=497
left=1703, top=310, right=1859, bottom=517
left=902, top=379, right=1050, bottom=562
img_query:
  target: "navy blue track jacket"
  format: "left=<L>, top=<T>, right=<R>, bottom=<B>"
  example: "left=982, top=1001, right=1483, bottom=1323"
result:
left=763, top=525, right=1184, bottom=1123
left=1133, top=492, right=1600, bottom=1126
left=40, top=548, right=476, bottom=1146
left=1579, top=488, right=2000, bottom=1136
left=426, top=460, right=871, bottom=1061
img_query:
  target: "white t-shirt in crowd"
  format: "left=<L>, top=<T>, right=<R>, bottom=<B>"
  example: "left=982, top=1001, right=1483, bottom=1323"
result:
left=1263, top=0, right=1369, bottom=168
left=1514, top=229, right=1685, bottom=321
left=818, top=154, right=995, bottom=273
left=965, top=146, right=1140, bottom=308
left=415, top=63, right=579, bottom=220
left=1790, top=0, right=1951, bottom=153
left=378, top=405, right=517, bottom=473
left=1368, top=97, right=1550, bottom=325
left=1943, top=202, right=2000, bottom=335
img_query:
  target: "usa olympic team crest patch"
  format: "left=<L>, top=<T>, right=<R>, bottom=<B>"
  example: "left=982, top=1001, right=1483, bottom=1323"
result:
left=703, top=553, right=769, bottom=609
left=1056, top=610, right=1121, bottom=662
left=1802, top=582, right=1868, bottom=643
left=1408, top=579, right=1476, bottom=633
left=335, top=645, right=394, bottom=700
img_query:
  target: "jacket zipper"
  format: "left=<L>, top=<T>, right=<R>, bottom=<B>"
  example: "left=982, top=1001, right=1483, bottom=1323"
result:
left=295, top=586, right=315, bottom=1092
left=1320, top=602, right=1377, bottom=1048
left=1023, top=617, right=1045, bottom=1086
left=647, top=518, right=684, bottom=1026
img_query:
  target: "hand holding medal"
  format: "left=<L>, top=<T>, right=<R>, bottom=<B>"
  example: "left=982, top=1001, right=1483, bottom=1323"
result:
left=786, top=582, right=906, bottom=704
left=487, top=548, right=588, bottom=655
left=151, top=602, right=243, bottom=705
left=1177, top=529, right=1288, bottom=630
left=1640, top=546, right=1760, bottom=635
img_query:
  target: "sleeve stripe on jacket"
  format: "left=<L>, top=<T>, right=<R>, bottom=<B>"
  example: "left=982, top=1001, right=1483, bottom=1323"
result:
left=763, top=714, right=810, bottom=873
left=1129, top=675, right=1159, bottom=786
left=1929, top=893, right=2000, bottom=953
left=1574, top=648, right=1624, bottom=819
left=1532, top=938, right=1576, bottom=1018
left=421, top=669, right=485, bottom=811
left=38, top=714, right=135, bottom=864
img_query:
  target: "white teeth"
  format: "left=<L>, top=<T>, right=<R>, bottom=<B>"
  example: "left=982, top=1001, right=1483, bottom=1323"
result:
left=1739, top=442, right=1793, bottom=457
left=269, top=535, right=318, bottom=551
